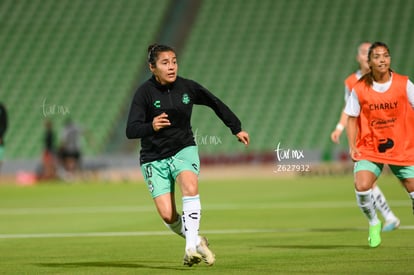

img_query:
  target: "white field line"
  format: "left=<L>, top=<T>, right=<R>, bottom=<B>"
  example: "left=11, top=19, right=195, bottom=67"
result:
left=1, top=227, right=414, bottom=239
left=0, top=201, right=412, bottom=239
left=0, top=206, right=155, bottom=215
left=0, top=200, right=410, bottom=215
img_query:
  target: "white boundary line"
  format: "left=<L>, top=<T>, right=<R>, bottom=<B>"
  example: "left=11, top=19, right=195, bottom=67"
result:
left=1, top=227, right=414, bottom=239
left=0, top=201, right=410, bottom=215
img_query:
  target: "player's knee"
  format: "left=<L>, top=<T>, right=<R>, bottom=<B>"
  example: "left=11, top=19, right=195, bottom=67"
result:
left=354, top=180, right=373, bottom=192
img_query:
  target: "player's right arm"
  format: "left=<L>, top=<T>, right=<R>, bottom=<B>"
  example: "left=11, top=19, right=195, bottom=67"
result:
left=344, top=90, right=361, bottom=160
left=126, top=89, right=155, bottom=139
left=346, top=116, right=360, bottom=160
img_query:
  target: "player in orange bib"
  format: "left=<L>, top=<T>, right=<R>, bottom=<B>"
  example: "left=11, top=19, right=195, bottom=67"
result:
left=331, top=42, right=400, bottom=233
left=331, top=42, right=372, bottom=144
left=345, top=42, right=414, bottom=248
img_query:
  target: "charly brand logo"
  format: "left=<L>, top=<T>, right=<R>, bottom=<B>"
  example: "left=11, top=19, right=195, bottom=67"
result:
left=193, top=128, right=222, bottom=145
left=273, top=142, right=310, bottom=173
left=153, top=100, right=161, bottom=108
left=42, top=98, right=70, bottom=117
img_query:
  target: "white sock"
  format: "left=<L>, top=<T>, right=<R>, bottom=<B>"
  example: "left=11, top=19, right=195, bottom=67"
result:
left=164, top=215, right=185, bottom=238
left=164, top=215, right=202, bottom=245
left=355, top=189, right=380, bottom=226
left=409, top=192, right=414, bottom=215
left=372, top=185, right=397, bottom=221
left=182, top=195, right=201, bottom=252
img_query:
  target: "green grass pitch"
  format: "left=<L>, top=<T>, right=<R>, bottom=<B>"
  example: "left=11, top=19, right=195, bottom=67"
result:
left=0, top=174, right=413, bottom=274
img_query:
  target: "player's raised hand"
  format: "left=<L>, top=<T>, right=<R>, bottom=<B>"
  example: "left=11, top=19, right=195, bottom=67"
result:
left=236, top=131, right=250, bottom=146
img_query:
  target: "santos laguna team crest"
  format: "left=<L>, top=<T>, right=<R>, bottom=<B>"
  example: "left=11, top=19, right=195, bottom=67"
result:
left=182, top=93, right=190, bottom=104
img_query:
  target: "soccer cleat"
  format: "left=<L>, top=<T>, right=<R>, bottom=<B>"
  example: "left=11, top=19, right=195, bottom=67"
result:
left=382, top=218, right=400, bottom=232
left=183, top=249, right=202, bottom=267
left=196, top=236, right=216, bottom=266
left=368, top=221, right=382, bottom=248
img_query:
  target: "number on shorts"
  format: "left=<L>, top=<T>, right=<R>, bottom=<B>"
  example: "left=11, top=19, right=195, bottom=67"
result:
left=145, top=165, right=153, bottom=178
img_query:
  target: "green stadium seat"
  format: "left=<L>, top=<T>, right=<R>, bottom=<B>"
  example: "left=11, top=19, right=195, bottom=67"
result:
left=178, top=0, right=414, bottom=161
left=3, top=0, right=414, bottom=162
left=1, top=0, right=169, bottom=159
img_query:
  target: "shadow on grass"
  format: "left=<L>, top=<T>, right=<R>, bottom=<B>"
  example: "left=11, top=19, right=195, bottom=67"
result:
left=35, top=261, right=190, bottom=271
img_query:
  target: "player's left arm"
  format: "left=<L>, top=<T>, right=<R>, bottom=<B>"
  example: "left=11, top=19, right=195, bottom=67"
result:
left=236, top=131, right=249, bottom=146
left=406, top=79, right=414, bottom=109
left=191, top=81, right=243, bottom=136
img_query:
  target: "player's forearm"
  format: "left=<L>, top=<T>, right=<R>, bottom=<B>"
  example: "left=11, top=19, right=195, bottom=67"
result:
left=346, top=116, right=358, bottom=149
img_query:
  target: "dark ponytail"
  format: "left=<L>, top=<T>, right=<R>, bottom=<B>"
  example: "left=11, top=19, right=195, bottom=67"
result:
left=147, top=44, right=176, bottom=67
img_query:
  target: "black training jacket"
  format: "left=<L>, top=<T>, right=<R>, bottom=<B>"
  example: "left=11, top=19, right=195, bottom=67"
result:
left=0, top=103, right=7, bottom=145
left=126, top=76, right=242, bottom=164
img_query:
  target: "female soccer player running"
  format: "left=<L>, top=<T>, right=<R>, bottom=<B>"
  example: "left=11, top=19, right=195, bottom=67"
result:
left=126, top=44, right=250, bottom=266
left=331, top=42, right=400, bottom=232
left=345, top=42, right=414, bottom=247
